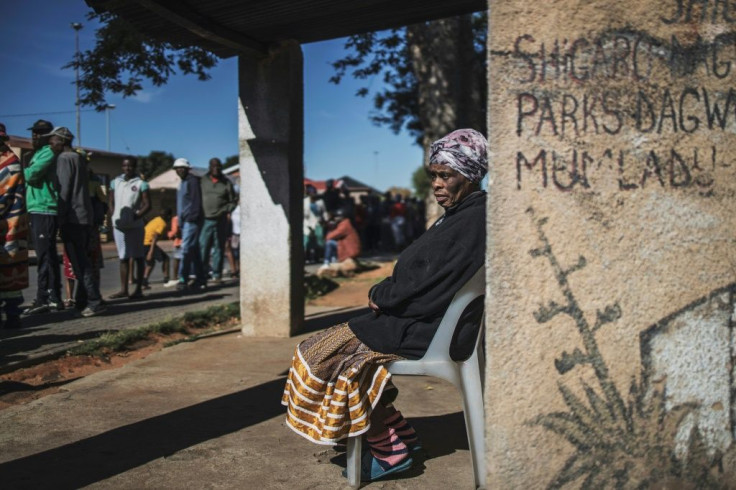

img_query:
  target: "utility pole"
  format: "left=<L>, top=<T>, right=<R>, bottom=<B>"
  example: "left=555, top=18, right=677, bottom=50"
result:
left=71, top=22, right=83, bottom=147
left=373, top=150, right=379, bottom=181
left=105, top=104, right=116, bottom=151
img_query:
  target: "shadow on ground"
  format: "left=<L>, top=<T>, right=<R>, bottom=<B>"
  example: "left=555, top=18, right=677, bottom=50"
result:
left=0, top=330, right=104, bottom=369
left=329, top=411, right=468, bottom=480
left=0, top=289, right=234, bottom=371
left=0, top=378, right=82, bottom=397
left=0, top=377, right=287, bottom=488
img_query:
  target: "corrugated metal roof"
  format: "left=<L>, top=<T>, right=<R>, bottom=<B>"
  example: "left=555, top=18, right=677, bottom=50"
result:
left=86, top=0, right=485, bottom=57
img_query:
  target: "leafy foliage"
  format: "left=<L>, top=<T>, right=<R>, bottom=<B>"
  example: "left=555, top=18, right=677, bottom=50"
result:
left=224, top=154, right=239, bottom=170
left=330, top=30, right=420, bottom=139
left=66, top=11, right=219, bottom=110
left=330, top=13, right=487, bottom=144
left=411, top=166, right=431, bottom=199
left=138, top=150, right=175, bottom=180
left=304, top=275, right=338, bottom=301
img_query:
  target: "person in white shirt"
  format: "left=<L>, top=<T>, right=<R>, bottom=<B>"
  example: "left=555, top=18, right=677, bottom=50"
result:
left=108, top=157, right=150, bottom=300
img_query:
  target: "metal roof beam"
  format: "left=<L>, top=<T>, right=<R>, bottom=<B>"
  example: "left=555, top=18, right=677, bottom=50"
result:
left=134, top=0, right=268, bottom=55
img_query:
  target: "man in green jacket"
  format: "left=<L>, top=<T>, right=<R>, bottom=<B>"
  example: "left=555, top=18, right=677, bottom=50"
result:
left=23, top=127, right=64, bottom=314
left=21, top=119, right=52, bottom=169
left=199, top=157, right=237, bottom=283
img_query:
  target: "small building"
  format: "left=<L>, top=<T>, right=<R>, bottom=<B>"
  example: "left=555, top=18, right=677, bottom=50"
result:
left=147, top=168, right=206, bottom=222
left=7, top=134, right=130, bottom=186
left=304, top=175, right=381, bottom=203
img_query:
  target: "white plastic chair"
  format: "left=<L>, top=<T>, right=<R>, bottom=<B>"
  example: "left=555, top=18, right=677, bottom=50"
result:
left=346, top=266, right=486, bottom=488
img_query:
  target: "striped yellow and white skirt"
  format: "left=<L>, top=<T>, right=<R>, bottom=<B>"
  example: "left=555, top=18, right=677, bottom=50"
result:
left=281, top=323, right=402, bottom=445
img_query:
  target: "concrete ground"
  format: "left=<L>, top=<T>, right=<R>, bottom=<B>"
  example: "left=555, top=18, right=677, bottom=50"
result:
left=0, top=256, right=478, bottom=489
left=0, top=274, right=241, bottom=374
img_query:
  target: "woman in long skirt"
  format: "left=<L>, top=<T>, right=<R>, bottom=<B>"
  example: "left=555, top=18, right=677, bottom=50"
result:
left=282, top=129, right=489, bottom=481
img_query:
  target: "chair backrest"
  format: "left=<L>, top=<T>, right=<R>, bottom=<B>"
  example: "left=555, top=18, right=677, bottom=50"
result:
left=420, top=266, right=486, bottom=362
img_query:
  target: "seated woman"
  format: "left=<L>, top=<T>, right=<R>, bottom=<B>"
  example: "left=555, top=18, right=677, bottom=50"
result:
left=319, top=207, right=361, bottom=277
left=282, top=129, right=487, bottom=481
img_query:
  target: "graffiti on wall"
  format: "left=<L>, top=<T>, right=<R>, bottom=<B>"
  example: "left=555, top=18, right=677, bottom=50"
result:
left=491, top=17, right=736, bottom=195
left=526, top=208, right=735, bottom=488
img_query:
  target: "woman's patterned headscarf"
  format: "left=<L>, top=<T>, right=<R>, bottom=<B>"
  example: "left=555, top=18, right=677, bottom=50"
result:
left=428, top=129, right=488, bottom=183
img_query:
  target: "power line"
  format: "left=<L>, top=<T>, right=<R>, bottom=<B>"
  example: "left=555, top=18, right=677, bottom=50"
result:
left=0, top=109, right=96, bottom=119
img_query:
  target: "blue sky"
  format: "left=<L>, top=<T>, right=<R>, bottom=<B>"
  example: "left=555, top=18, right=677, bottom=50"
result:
left=1, top=1, right=423, bottom=191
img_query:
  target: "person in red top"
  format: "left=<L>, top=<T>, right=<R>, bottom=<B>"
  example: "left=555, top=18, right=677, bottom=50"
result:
left=389, top=195, right=407, bottom=251
left=322, top=207, right=361, bottom=267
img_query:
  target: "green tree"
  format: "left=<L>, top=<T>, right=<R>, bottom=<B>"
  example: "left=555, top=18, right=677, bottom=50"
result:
left=66, top=11, right=218, bottom=110
left=223, top=154, right=239, bottom=170
left=138, top=150, right=175, bottom=180
left=411, top=166, right=431, bottom=199
left=330, top=13, right=487, bottom=150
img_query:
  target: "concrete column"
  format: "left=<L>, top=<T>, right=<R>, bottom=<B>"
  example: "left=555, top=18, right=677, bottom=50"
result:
left=488, top=1, right=736, bottom=486
left=238, top=41, right=304, bottom=337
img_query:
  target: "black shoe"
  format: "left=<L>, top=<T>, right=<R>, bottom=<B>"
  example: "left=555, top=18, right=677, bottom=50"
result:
left=181, top=282, right=206, bottom=295
left=47, top=298, right=64, bottom=311
left=3, top=315, right=23, bottom=329
left=23, top=299, right=49, bottom=315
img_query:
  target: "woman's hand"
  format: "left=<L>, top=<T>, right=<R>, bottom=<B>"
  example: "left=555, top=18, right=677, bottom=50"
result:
left=368, top=299, right=381, bottom=314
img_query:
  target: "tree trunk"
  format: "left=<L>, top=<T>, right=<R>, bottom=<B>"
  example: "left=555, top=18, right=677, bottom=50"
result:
left=406, top=15, right=484, bottom=228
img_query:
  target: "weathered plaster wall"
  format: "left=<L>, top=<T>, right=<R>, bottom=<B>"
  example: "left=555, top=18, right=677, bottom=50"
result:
left=238, top=42, right=304, bottom=337
left=487, top=1, right=736, bottom=486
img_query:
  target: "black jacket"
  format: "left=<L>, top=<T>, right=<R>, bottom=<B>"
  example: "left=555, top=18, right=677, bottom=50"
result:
left=349, top=191, right=486, bottom=359
left=56, top=150, right=93, bottom=226
left=177, top=173, right=202, bottom=223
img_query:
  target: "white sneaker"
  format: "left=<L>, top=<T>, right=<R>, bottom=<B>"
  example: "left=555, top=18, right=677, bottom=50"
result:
left=163, top=279, right=180, bottom=288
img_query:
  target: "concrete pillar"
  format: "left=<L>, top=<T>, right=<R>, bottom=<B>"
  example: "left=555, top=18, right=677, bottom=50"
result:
left=488, top=1, right=736, bottom=486
left=238, top=41, right=304, bottom=337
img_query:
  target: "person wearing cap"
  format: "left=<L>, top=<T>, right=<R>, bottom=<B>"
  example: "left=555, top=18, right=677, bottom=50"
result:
left=21, top=119, right=53, bottom=169
left=54, top=127, right=106, bottom=317
left=22, top=123, right=64, bottom=314
left=199, top=157, right=237, bottom=284
left=282, top=129, right=488, bottom=481
left=108, top=157, right=151, bottom=300
left=0, top=123, right=30, bottom=329
left=173, top=158, right=206, bottom=292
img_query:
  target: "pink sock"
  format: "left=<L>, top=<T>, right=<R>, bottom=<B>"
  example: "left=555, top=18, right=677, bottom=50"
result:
left=366, top=428, right=409, bottom=468
left=383, top=411, right=418, bottom=446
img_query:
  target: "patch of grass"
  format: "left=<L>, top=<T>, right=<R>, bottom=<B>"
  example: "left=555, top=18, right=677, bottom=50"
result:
left=66, top=302, right=240, bottom=357
left=305, top=275, right=339, bottom=301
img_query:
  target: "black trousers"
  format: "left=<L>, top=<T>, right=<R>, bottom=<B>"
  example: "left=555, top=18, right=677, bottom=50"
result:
left=30, top=213, right=61, bottom=303
left=61, top=223, right=102, bottom=309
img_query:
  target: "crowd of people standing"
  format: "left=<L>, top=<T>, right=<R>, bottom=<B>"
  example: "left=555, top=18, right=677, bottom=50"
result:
left=0, top=119, right=239, bottom=330
left=304, top=179, right=426, bottom=271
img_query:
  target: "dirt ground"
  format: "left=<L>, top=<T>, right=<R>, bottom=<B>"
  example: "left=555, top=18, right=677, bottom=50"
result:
left=0, top=262, right=394, bottom=411
left=308, top=261, right=394, bottom=307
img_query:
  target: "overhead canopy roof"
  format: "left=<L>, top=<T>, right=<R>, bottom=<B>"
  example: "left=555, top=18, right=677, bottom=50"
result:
left=86, top=0, right=485, bottom=57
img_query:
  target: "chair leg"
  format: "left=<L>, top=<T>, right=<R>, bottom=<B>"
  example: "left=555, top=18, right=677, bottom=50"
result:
left=460, top=359, right=486, bottom=489
left=346, top=436, right=362, bottom=488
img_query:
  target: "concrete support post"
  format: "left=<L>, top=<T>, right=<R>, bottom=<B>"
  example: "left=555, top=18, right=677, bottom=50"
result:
left=487, top=1, right=736, bottom=487
left=238, top=42, right=304, bottom=337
